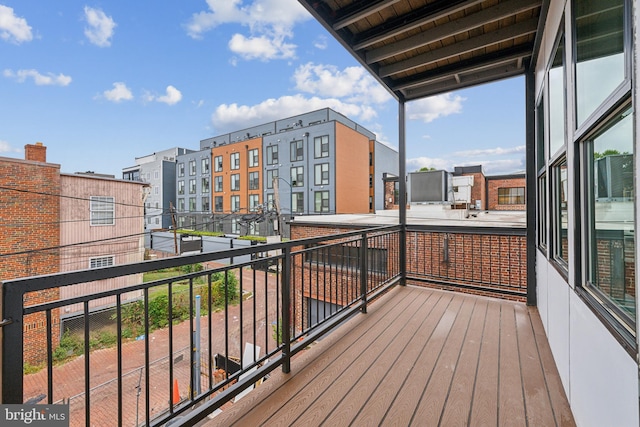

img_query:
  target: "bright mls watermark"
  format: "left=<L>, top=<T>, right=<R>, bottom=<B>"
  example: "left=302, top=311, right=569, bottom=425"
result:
left=1, top=404, right=69, bottom=426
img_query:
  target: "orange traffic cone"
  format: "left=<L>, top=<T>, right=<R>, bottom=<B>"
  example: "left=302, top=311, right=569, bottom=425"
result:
left=172, top=379, right=180, bottom=404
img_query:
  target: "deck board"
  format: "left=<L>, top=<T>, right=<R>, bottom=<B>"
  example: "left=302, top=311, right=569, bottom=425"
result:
left=205, top=286, right=576, bottom=427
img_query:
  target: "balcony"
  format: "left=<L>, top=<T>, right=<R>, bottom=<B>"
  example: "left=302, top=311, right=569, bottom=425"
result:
left=1, top=225, right=574, bottom=426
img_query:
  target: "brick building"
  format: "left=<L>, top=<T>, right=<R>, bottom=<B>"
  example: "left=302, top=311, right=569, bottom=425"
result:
left=398, top=165, right=525, bottom=212
left=0, top=143, right=61, bottom=364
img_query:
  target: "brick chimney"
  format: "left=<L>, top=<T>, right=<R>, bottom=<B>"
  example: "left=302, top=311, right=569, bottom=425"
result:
left=25, top=142, right=47, bottom=162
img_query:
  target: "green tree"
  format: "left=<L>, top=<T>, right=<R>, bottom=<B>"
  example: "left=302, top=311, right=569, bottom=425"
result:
left=417, top=166, right=436, bottom=172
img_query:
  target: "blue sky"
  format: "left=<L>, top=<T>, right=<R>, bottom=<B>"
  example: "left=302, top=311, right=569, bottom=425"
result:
left=0, top=1, right=525, bottom=177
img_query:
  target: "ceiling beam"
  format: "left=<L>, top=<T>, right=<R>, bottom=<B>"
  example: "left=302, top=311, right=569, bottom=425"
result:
left=352, top=0, right=484, bottom=51
left=366, top=0, right=541, bottom=63
left=391, top=45, right=532, bottom=91
left=333, top=0, right=402, bottom=31
left=379, top=18, right=539, bottom=77
left=403, top=64, right=524, bottom=99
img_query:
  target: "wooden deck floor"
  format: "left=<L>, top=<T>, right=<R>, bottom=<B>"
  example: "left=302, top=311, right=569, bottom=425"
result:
left=206, top=286, right=575, bottom=426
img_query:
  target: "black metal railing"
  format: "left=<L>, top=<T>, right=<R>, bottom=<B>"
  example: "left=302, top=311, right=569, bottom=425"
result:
left=1, top=225, right=401, bottom=426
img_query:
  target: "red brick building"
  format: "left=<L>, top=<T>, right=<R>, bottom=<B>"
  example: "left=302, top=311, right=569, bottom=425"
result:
left=0, top=143, right=61, bottom=364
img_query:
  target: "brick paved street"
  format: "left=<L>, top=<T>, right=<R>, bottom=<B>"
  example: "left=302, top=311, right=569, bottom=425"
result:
left=23, top=267, right=278, bottom=427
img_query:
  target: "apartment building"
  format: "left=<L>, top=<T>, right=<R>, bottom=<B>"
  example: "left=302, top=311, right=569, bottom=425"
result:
left=176, top=108, right=398, bottom=237
left=122, top=147, right=192, bottom=230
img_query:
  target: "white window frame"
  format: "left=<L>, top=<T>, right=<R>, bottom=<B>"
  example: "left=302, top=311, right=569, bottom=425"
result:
left=90, top=196, right=115, bottom=226
left=90, top=255, right=114, bottom=269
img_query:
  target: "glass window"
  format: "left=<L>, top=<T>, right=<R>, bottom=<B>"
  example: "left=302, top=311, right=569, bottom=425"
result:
left=538, top=174, right=548, bottom=249
left=214, top=155, right=223, bottom=172
left=202, top=157, right=210, bottom=174
left=231, top=218, right=240, bottom=234
left=290, top=140, right=303, bottom=162
left=90, top=255, right=114, bottom=269
left=266, top=193, right=275, bottom=211
left=178, top=180, right=185, bottom=195
left=315, top=163, right=329, bottom=185
left=314, top=135, right=329, bottom=158
left=314, top=191, right=330, bottom=212
left=177, top=198, right=185, bottom=212
left=189, top=179, right=196, bottom=194
left=249, top=171, right=259, bottom=190
left=249, top=148, right=259, bottom=167
left=231, top=174, right=240, bottom=191
left=201, top=177, right=209, bottom=193
left=497, top=188, right=525, bottom=205
left=214, top=196, right=223, bottom=212
left=291, top=166, right=304, bottom=187
left=154, top=170, right=159, bottom=180
left=575, top=0, right=626, bottom=127
left=292, top=192, right=304, bottom=213
left=214, top=176, right=223, bottom=192
left=202, top=196, right=210, bottom=212
left=189, top=197, right=196, bottom=212
left=552, top=158, right=568, bottom=268
left=178, top=163, right=185, bottom=177
left=230, top=152, right=240, bottom=170
left=584, top=105, right=634, bottom=325
left=189, top=160, right=196, bottom=175
left=266, top=169, right=278, bottom=189
left=549, top=32, right=565, bottom=157
left=90, top=196, right=115, bottom=226
left=231, top=195, right=240, bottom=212
left=536, top=94, right=546, bottom=172
left=249, top=194, right=260, bottom=211
left=267, top=145, right=278, bottom=165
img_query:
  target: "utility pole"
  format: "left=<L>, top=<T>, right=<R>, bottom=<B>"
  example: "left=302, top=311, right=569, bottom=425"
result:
left=170, top=202, right=178, bottom=254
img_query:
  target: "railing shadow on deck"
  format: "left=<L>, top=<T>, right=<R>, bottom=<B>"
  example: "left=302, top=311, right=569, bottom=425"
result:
left=1, top=225, right=402, bottom=427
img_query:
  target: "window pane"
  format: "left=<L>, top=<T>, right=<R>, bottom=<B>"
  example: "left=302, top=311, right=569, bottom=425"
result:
left=553, top=159, right=568, bottom=267
left=549, top=33, right=565, bottom=157
left=575, top=0, right=625, bottom=126
left=538, top=174, right=547, bottom=248
left=585, top=106, right=635, bottom=323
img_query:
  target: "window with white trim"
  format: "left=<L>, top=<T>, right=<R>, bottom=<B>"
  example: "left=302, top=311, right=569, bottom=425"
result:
left=90, top=255, right=114, bottom=269
left=90, top=196, right=115, bottom=226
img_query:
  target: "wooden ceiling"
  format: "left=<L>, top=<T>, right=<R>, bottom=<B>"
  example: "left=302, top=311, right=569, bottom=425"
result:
left=298, top=0, right=546, bottom=101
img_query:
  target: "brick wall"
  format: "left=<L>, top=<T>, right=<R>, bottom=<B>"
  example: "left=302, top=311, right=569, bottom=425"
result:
left=405, top=230, right=526, bottom=302
left=291, top=223, right=527, bottom=312
left=0, top=150, right=61, bottom=365
left=487, top=177, right=526, bottom=211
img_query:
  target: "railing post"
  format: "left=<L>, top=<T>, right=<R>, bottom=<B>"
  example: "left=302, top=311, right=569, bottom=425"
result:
left=281, top=247, right=291, bottom=373
left=2, top=284, right=24, bottom=403
left=360, top=232, right=368, bottom=313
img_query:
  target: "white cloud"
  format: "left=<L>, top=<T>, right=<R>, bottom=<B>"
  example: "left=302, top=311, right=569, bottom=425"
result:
left=156, top=85, right=182, bottom=105
left=0, top=139, right=21, bottom=154
left=453, top=145, right=525, bottom=157
left=102, top=82, right=133, bottom=102
left=313, top=35, right=328, bottom=50
left=84, top=6, right=116, bottom=47
left=185, top=0, right=310, bottom=61
left=211, top=94, right=378, bottom=133
left=228, top=33, right=296, bottom=60
left=293, top=63, right=391, bottom=105
left=0, top=5, right=32, bottom=44
left=4, top=69, right=71, bottom=86
left=470, top=158, right=525, bottom=175
left=407, top=94, right=465, bottom=123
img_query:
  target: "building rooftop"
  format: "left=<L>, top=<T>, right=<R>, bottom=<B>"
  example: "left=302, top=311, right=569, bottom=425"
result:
left=292, top=204, right=526, bottom=229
